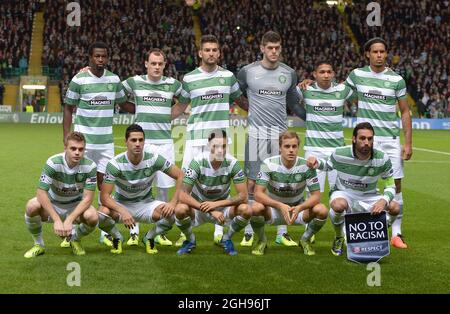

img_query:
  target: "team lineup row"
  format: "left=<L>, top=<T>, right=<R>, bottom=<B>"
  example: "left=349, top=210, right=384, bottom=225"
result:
left=24, top=30, right=412, bottom=258
left=24, top=122, right=400, bottom=258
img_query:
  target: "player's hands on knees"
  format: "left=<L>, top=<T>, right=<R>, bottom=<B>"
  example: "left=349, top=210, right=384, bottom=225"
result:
left=402, top=144, right=413, bottom=161
left=371, top=199, right=387, bottom=215
left=161, top=202, right=175, bottom=218
left=122, top=212, right=136, bottom=229
left=53, top=220, right=66, bottom=237
left=210, top=211, right=225, bottom=225
left=297, top=79, right=313, bottom=90
left=199, top=201, right=216, bottom=213
left=306, top=157, right=318, bottom=169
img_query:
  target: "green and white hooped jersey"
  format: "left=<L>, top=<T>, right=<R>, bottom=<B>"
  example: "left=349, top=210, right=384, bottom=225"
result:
left=346, top=66, right=407, bottom=138
left=256, top=156, right=320, bottom=206
left=318, top=145, right=395, bottom=201
left=179, top=66, right=242, bottom=146
left=64, top=70, right=127, bottom=150
left=104, top=151, right=173, bottom=203
left=183, top=152, right=246, bottom=202
left=298, top=82, right=354, bottom=153
left=38, top=153, right=97, bottom=204
left=122, top=75, right=182, bottom=144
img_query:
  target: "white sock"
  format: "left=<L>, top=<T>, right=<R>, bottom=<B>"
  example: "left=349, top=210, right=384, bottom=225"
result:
left=72, top=223, right=95, bottom=241
left=392, top=193, right=403, bottom=236
left=301, top=218, right=326, bottom=241
left=277, top=225, right=287, bottom=236
left=329, top=209, right=345, bottom=238
left=214, top=224, right=224, bottom=237
left=25, top=214, right=44, bottom=246
left=129, top=223, right=139, bottom=235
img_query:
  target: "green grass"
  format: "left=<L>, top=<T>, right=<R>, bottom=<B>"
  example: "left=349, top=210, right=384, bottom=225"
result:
left=0, top=124, right=449, bottom=293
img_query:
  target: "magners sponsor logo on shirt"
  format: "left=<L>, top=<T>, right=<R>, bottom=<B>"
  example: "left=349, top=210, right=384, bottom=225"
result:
left=259, top=89, right=282, bottom=96
left=314, top=102, right=336, bottom=112
left=142, top=96, right=166, bottom=102
left=363, top=90, right=386, bottom=100
left=90, top=99, right=112, bottom=105
left=342, top=179, right=368, bottom=189
left=201, top=93, right=224, bottom=100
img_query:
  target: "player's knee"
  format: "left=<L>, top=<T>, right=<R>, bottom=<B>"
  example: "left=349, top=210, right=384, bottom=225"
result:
left=175, top=203, right=190, bottom=218
left=388, top=201, right=400, bottom=216
left=250, top=202, right=265, bottom=216
left=25, top=198, right=41, bottom=215
left=98, top=205, right=110, bottom=215
left=313, top=203, right=328, bottom=220
left=83, top=208, right=99, bottom=226
left=330, top=199, right=347, bottom=213
left=237, top=203, right=252, bottom=219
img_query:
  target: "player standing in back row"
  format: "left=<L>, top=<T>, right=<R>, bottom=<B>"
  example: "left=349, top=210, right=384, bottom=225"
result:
left=236, top=31, right=306, bottom=247
left=63, top=41, right=127, bottom=248
left=345, top=38, right=412, bottom=248
left=175, top=35, right=245, bottom=246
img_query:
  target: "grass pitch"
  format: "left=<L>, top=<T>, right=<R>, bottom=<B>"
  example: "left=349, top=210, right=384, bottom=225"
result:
left=0, top=123, right=449, bottom=293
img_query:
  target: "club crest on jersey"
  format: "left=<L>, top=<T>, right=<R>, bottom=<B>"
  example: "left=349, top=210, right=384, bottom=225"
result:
left=294, top=173, right=303, bottom=182
left=368, top=168, right=375, bottom=176
left=218, top=78, right=226, bottom=84
left=75, top=173, right=85, bottom=182
left=335, top=92, right=341, bottom=98
left=144, top=168, right=152, bottom=177
left=107, top=84, right=114, bottom=91
left=278, top=75, right=287, bottom=84
left=384, top=81, right=391, bottom=87
left=221, top=176, right=229, bottom=184
left=163, top=84, right=170, bottom=91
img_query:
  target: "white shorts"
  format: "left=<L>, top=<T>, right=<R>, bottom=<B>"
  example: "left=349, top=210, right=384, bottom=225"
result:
left=115, top=199, right=165, bottom=223
left=267, top=207, right=306, bottom=226
left=145, top=142, right=175, bottom=188
left=305, top=150, right=337, bottom=192
left=193, top=206, right=232, bottom=227
left=46, top=201, right=80, bottom=222
left=85, top=148, right=114, bottom=174
left=330, top=190, right=389, bottom=213
left=374, top=137, right=403, bottom=179
left=182, top=142, right=208, bottom=171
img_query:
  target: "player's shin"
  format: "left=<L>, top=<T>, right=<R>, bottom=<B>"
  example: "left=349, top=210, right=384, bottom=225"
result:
left=25, top=214, right=44, bottom=246
left=301, top=218, right=326, bottom=242
left=98, top=213, right=123, bottom=240
left=329, top=208, right=344, bottom=237
left=223, top=215, right=249, bottom=240
left=250, top=215, right=267, bottom=241
left=175, top=216, right=195, bottom=242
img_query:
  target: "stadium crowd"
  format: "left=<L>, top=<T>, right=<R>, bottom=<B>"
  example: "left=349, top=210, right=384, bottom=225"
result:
left=38, top=0, right=449, bottom=117
left=0, top=1, right=35, bottom=78
left=43, top=0, right=197, bottom=104
left=346, top=0, right=449, bottom=118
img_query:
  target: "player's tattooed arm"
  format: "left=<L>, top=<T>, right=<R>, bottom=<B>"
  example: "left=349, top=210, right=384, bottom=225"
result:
left=180, top=183, right=202, bottom=210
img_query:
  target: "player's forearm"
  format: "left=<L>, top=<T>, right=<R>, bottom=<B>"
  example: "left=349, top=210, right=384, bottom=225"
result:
left=234, top=96, right=248, bottom=111
left=214, top=192, right=246, bottom=208
left=36, top=189, right=61, bottom=222
left=169, top=171, right=184, bottom=204
left=100, top=193, right=128, bottom=217
left=62, top=105, right=73, bottom=140
left=401, top=111, right=412, bottom=146
left=287, top=102, right=306, bottom=121
left=171, top=103, right=188, bottom=119
left=255, top=191, right=284, bottom=211
left=120, top=101, right=135, bottom=114
left=66, top=198, right=92, bottom=223
left=297, top=193, right=320, bottom=212
left=179, top=191, right=201, bottom=210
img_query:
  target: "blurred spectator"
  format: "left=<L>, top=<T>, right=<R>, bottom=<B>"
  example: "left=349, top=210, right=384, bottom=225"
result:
left=0, top=81, right=4, bottom=105
left=0, top=1, right=34, bottom=77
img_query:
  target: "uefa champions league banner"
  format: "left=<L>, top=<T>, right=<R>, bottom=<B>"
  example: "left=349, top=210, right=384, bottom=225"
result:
left=1, top=113, right=450, bottom=129
left=344, top=211, right=390, bottom=263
